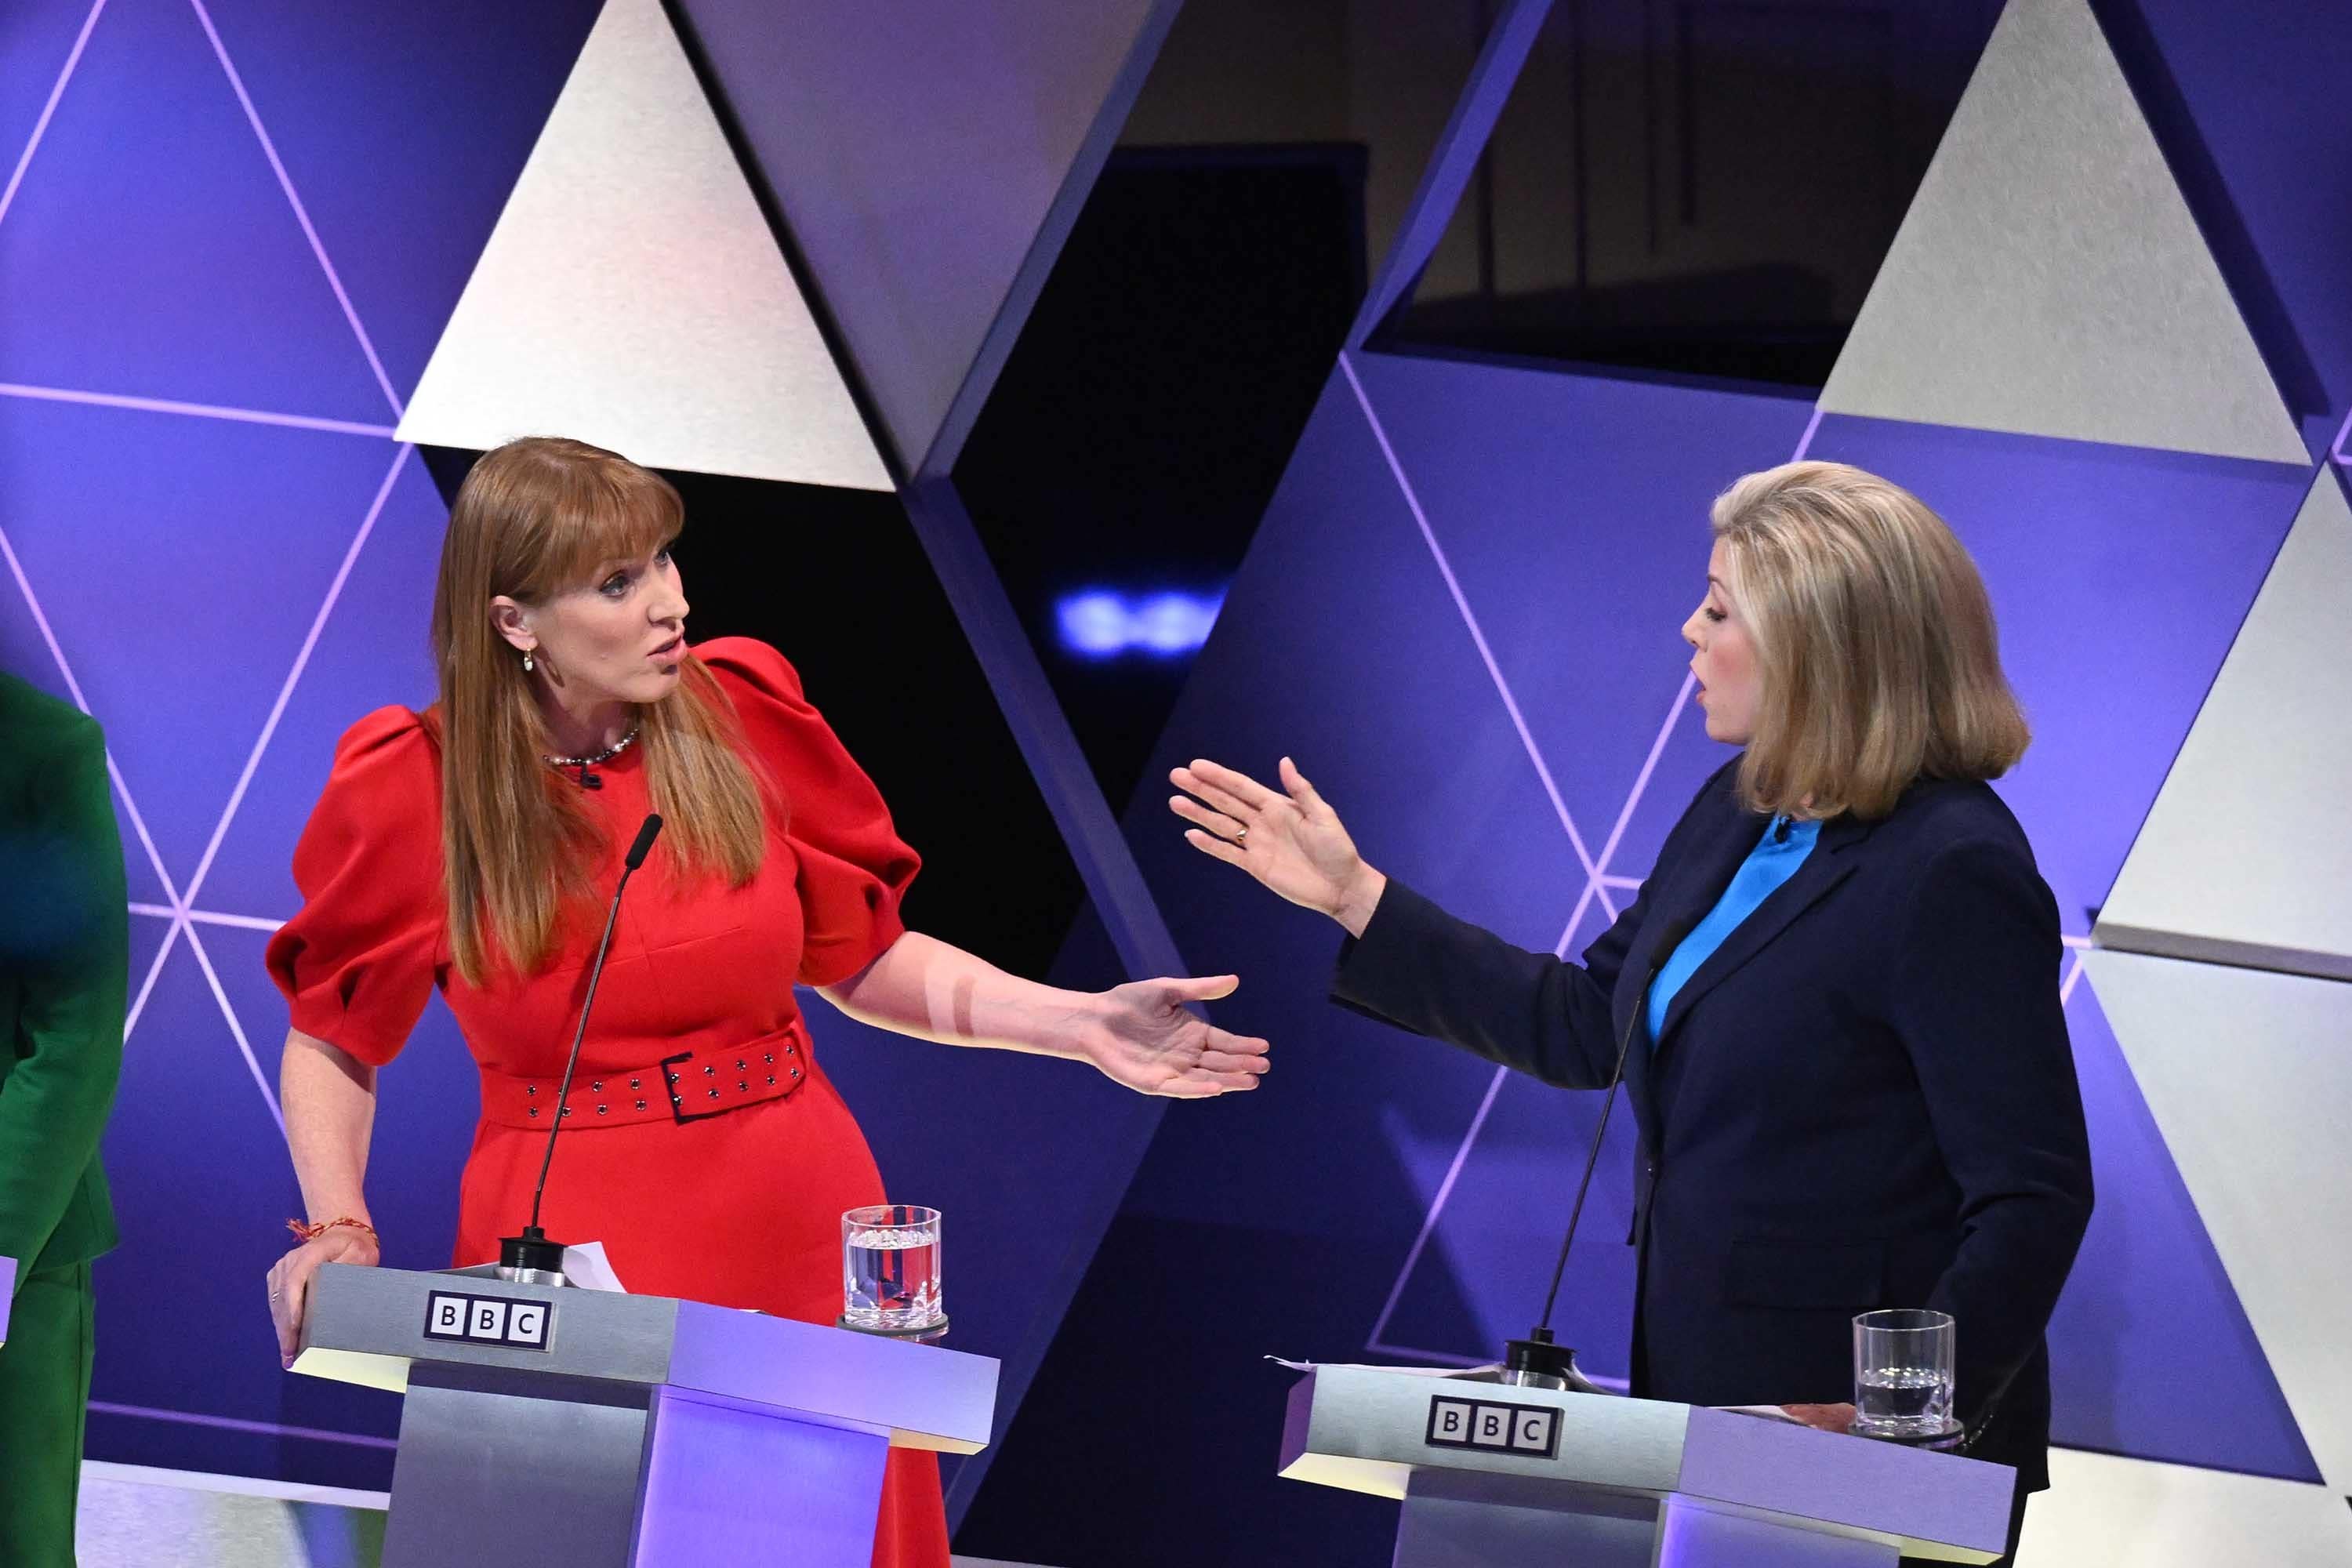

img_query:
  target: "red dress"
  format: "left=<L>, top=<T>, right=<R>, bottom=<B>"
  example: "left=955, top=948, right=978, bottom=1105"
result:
left=266, top=637, right=948, bottom=1568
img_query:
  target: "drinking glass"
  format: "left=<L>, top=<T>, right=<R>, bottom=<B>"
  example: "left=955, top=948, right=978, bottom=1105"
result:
left=840, top=1204, right=944, bottom=1336
left=1851, top=1308, right=1956, bottom=1440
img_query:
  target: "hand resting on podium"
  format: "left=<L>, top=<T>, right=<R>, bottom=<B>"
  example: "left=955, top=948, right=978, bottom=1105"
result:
left=265, top=1024, right=382, bottom=1367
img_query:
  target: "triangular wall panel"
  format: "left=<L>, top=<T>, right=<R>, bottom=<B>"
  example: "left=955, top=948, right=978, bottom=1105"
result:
left=0, top=0, right=393, bottom=422
left=0, top=395, right=402, bottom=894
left=1819, top=0, right=2305, bottom=463
left=397, top=0, right=889, bottom=490
left=197, top=449, right=448, bottom=920
left=1348, top=350, right=1814, bottom=906
left=2020, top=1449, right=2352, bottom=1566
left=2095, top=0, right=2352, bottom=459
left=670, top=0, right=1174, bottom=473
left=1805, top=414, right=2307, bottom=938
left=0, top=2, right=102, bottom=209
left=2045, top=965, right=2318, bottom=1478
left=187, top=0, right=603, bottom=406
left=2098, top=470, right=2352, bottom=979
left=2082, top=949, right=2352, bottom=1492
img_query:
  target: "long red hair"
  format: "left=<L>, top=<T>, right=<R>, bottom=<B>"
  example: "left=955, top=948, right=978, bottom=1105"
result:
left=429, top=437, right=767, bottom=983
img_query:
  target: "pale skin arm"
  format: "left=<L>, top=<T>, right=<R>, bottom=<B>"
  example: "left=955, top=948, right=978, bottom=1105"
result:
left=264, top=1029, right=383, bottom=1367
left=262, top=933, right=1270, bottom=1360
left=818, top=930, right=1271, bottom=1098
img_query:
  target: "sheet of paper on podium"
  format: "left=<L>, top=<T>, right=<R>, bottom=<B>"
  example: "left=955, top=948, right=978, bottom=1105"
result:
left=558, top=1242, right=626, bottom=1293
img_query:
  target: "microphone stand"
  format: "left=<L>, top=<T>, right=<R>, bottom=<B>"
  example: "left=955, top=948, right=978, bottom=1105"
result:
left=499, top=812, right=664, bottom=1285
left=1503, top=916, right=1694, bottom=1392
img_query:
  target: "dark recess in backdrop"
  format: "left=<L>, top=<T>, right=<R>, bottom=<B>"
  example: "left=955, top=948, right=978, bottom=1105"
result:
left=1377, top=0, right=2005, bottom=387
left=419, top=449, right=1083, bottom=982
left=954, top=143, right=1367, bottom=815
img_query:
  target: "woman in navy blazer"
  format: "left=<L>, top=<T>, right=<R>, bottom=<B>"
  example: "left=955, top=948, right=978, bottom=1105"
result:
left=1171, top=461, right=2092, bottom=1562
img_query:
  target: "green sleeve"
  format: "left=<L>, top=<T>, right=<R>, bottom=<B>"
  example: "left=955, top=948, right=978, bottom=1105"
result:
left=0, top=716, right=128, bottom=1281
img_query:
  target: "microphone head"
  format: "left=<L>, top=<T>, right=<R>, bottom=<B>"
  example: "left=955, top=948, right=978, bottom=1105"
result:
left=625, top=813, right=664, bottom=869
left=499, top=1226, right=568, bottom=1282
left=1502, top=1332, right=1602, bottom=1393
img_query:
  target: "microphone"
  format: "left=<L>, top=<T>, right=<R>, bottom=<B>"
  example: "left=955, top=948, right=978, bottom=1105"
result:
left=498, top=812, right=665, bottom=1283
left=1503, top=912, right=1697, bottom=1392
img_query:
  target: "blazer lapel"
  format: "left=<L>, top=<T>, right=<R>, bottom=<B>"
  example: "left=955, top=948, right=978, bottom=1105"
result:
left=1650, top=811, right=1876, bottom=1057
left=1616, top=808, right=1759, bottom=1149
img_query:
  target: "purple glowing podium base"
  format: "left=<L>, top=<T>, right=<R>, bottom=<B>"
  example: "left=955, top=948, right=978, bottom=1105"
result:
left=292, top=1264, right=996, bottom=1568
left=0, top=1254, right=14, bottom=1345
left=1279, top=1366, right=2015, bottom=1566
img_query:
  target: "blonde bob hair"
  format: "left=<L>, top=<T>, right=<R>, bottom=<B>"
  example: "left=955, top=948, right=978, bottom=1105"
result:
left=429, top=437, right=767, bottom=983
left=1708, top=460, right=2029, bottom=822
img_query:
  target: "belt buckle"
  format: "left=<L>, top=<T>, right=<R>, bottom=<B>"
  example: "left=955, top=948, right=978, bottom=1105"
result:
left=659, top=1047, right=712, bottom=1124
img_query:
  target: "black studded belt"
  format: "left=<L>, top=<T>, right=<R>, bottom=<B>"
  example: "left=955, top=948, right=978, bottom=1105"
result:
left=481, top=1024, right=810, bottom=1131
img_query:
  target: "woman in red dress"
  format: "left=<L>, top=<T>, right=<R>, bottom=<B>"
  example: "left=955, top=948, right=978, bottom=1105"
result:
left=260, top=437, right=1269, bottom=1567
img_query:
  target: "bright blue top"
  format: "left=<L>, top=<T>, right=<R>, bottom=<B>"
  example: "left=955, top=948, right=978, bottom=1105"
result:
left=1646, top=815, right=1822, bottom=1043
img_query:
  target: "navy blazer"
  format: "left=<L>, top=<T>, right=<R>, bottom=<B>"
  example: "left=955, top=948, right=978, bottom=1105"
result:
left=1333, top=758, right=2093, bottom=1490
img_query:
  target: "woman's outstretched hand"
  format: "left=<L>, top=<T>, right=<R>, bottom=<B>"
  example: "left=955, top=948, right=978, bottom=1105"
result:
left=1170, top=757, right=1387, bottom=936
left=1090, top=974, right=1272, bottom=1098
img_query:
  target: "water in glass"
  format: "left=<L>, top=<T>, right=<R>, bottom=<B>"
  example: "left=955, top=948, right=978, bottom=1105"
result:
left=1851, top=1308, right=1956, bottom=1439
left=842, top=1207, right=942, bottom=1332
left=1856, top=1365, right=1952, bottom=1430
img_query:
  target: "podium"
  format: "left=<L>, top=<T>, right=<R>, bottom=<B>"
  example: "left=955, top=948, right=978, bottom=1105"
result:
left=1279, top=1365, right=2015, bottom=1566
left=0, top=1253, right=13, bottom=1345
left=293, top=1263, right=996, bottom=1568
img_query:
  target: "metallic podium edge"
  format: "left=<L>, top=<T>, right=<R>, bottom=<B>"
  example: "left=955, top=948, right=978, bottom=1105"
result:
left=1277, top=1364, right=2014, bottom=1563
left=293, top=1263, right=997, bottom=1453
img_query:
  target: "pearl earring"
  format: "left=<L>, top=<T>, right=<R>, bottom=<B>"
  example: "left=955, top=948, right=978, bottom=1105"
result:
left=522, top=648, right=535, bottom=673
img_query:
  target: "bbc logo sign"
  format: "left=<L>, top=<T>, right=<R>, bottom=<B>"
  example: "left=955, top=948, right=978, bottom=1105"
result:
left=423, top=1290, right=552, bottom=1352
left=1425, top=1396, right=1560, bottom=1460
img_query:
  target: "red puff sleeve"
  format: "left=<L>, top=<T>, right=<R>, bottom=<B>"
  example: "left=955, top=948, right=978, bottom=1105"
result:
left=263, top=708, right=445, bottom=1065
left=698, top=638, right=920, bottom=986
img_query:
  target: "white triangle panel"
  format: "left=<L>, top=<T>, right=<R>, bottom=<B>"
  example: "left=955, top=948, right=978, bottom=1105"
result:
left=396, top=0, right=890, bottom=491
left=2081, top=949, right=2352, bottom=1491
left=2098, top=472, right=2352, bottom=978
left=2017, top=1449, right=2352, bottom=1566
left=1819, top=0, right=2305, bottom=464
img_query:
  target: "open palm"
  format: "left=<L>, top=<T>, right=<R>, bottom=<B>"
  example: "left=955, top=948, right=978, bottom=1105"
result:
left=1093, top=973, right=1271, bottom=1098
left=1169, top=756, right=1381, bottom=930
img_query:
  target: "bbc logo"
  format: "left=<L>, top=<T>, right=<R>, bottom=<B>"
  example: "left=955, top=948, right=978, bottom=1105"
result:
left=422, top=1290, right=552, bottom=1352
left=1425, top=1396, right=1560, bottom=1460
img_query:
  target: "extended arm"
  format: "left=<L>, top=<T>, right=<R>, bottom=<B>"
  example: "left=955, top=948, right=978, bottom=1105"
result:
left=1171, top=755, right=1645, bottom=1089
left=818, top=931, right=1270, bottom=1098
left=265, top=1028, right=383, bottom=1363
left=1332, top=877, right=1643, bottom=1090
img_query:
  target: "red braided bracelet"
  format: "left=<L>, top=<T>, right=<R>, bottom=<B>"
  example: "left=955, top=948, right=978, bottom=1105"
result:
left=286, top=1216, right=379, bottom=1244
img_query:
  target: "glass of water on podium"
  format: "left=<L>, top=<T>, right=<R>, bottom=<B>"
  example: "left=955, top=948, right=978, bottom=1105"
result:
left=840, top=1204, right=946, bottom=1341
left=1851, top=1308, right=1958, bottom=1443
